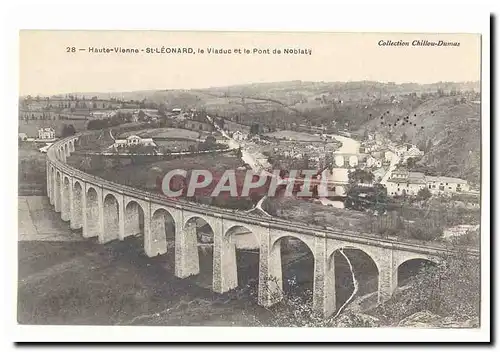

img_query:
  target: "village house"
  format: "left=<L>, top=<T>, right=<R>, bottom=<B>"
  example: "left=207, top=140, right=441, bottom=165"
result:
left=91, top=110, right=116, bottom=119
left=113, top=135, right=157, bottom=149
left=232, top=130, right=248, bottom=141
left=402, top=145, right=424, bottom=163
left=365, top=156, right=383, bottom=168
left=386, top=168, right=471, bottom=197
left=384, top=150, right=396, bottom=162
left=38, top=127, right=56, bottom=141
left=425, top=176, right=470, bottom=194
left=393, top=145, right=408, bottom=157
left=386, top=170, right=427, bottom=196
left=18, top=133, right=28, bottom=142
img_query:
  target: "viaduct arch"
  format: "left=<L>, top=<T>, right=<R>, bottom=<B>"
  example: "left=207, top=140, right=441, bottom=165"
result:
left=45, top=133, right=478, bottom=318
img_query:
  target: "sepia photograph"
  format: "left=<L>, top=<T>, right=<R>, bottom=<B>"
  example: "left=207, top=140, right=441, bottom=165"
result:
left=12, top=20, right=490, bottom=343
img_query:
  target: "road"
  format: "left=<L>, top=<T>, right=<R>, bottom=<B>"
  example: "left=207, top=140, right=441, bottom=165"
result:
left=380, top=153, right=400, bottom=184
left=206, top=115, right=270, bottom=174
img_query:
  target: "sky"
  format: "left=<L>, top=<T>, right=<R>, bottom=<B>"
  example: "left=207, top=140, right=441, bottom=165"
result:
left=19, top=31, right=481, bottom=96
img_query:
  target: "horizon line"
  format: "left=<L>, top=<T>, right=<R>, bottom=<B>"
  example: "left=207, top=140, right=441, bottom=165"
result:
left=19, top=79, right=481, bottom=98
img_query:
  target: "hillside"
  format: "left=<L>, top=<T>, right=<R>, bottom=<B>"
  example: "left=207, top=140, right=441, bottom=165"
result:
left=39, top=82, right=481, bottom=184
left=361, top=96, right=481, bottom=184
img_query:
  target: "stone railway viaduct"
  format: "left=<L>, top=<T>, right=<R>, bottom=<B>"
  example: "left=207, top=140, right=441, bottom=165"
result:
left=46, top=134, right=479, bottom=318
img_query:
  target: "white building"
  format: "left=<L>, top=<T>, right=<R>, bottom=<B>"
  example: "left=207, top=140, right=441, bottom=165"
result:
left=384, top=150, right=396, bottom=162
left=394, top=145, right=408, bottom=157
left=366, top=156, right=382, bottom=168
left=386, top=170, right=427, bottom=196
left=402, top=145, right=424, bottom=163
left=38, top=127, right=55, bottom=141
left=91, top=110, right=116, bottom=119
left=232, top=130, right=248, bottom=141
left=386, top=169, right=470, bottom=197
left=113, top=135, right=157, bottom=149
left=425, top=176, right=470, bottom=194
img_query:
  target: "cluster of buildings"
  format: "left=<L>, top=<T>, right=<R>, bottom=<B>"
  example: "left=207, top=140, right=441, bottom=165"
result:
left=117, top=108, right=160, bottom=123
left=163, top=108, right=215, bottom=132
left=232, top=131, right=248, bottom=141
left=361, top=133, right=424, bottom=167
left=279, top=143, right=338, bottom=161
left=385, top=168, right=470, bottom=196
left=231, top=131, right=269, bottom=144
left=18, top=127, right=56, bottom=143
left=358, top=132, right=473, bottom=198
left=90, top=110, right=117, bottom=119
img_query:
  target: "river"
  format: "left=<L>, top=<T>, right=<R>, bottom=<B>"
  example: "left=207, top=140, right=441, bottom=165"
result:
left=318, top=134, right=361, bottom=208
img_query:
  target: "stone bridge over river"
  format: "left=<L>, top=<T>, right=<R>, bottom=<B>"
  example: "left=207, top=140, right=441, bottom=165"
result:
left=46, top=134, right=479, bottom=318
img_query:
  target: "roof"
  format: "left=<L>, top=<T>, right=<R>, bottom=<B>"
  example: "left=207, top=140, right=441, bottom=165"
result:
left=18, top=133, right=27, bottom=137
left=388, top=177, right=426, bottom=185
left=409, top=172, right=425, bottom=179
left=127, top=135, right=141, bottom=139
left=425, top=176, right=468, bottom=184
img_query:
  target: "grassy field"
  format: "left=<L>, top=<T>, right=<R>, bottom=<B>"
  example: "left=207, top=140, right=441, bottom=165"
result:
left=118, top=128, right=207, bottom=140
left=154, top=140, right=198, bottom=151
left=18, top=237, right=274, bottom=326
left=68, top=152, right=245, bottom=191
left=19, top=120, right=88, bottom=137
left=265, top=197, right=373, bottom=233
left=18, top=143, right=47, bottom=195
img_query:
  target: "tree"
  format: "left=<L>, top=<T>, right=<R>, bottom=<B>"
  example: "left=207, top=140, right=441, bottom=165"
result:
left=348, top=168, right=375, bottom=186
left=400, top=132, right=408, bottom=144
left=235, top=147, right=243, bottom=158
left=87, top=119, right=109, bottom=130
left=138, top=110, right=146, bottom=121
left=205, top=135, right=216, bottom=146
left=371, top=249, right=479, bottom=325
left=250, top=123, right=260, bottom=135
left=217, top=117, right=225, bottom=129
left=406, top=157, right=419, bottom=170
left=426, top=139, right=433, bottom=153
left=61, top=124, right=76, bottom=137
left=416, top=187, right=432, bottom=201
